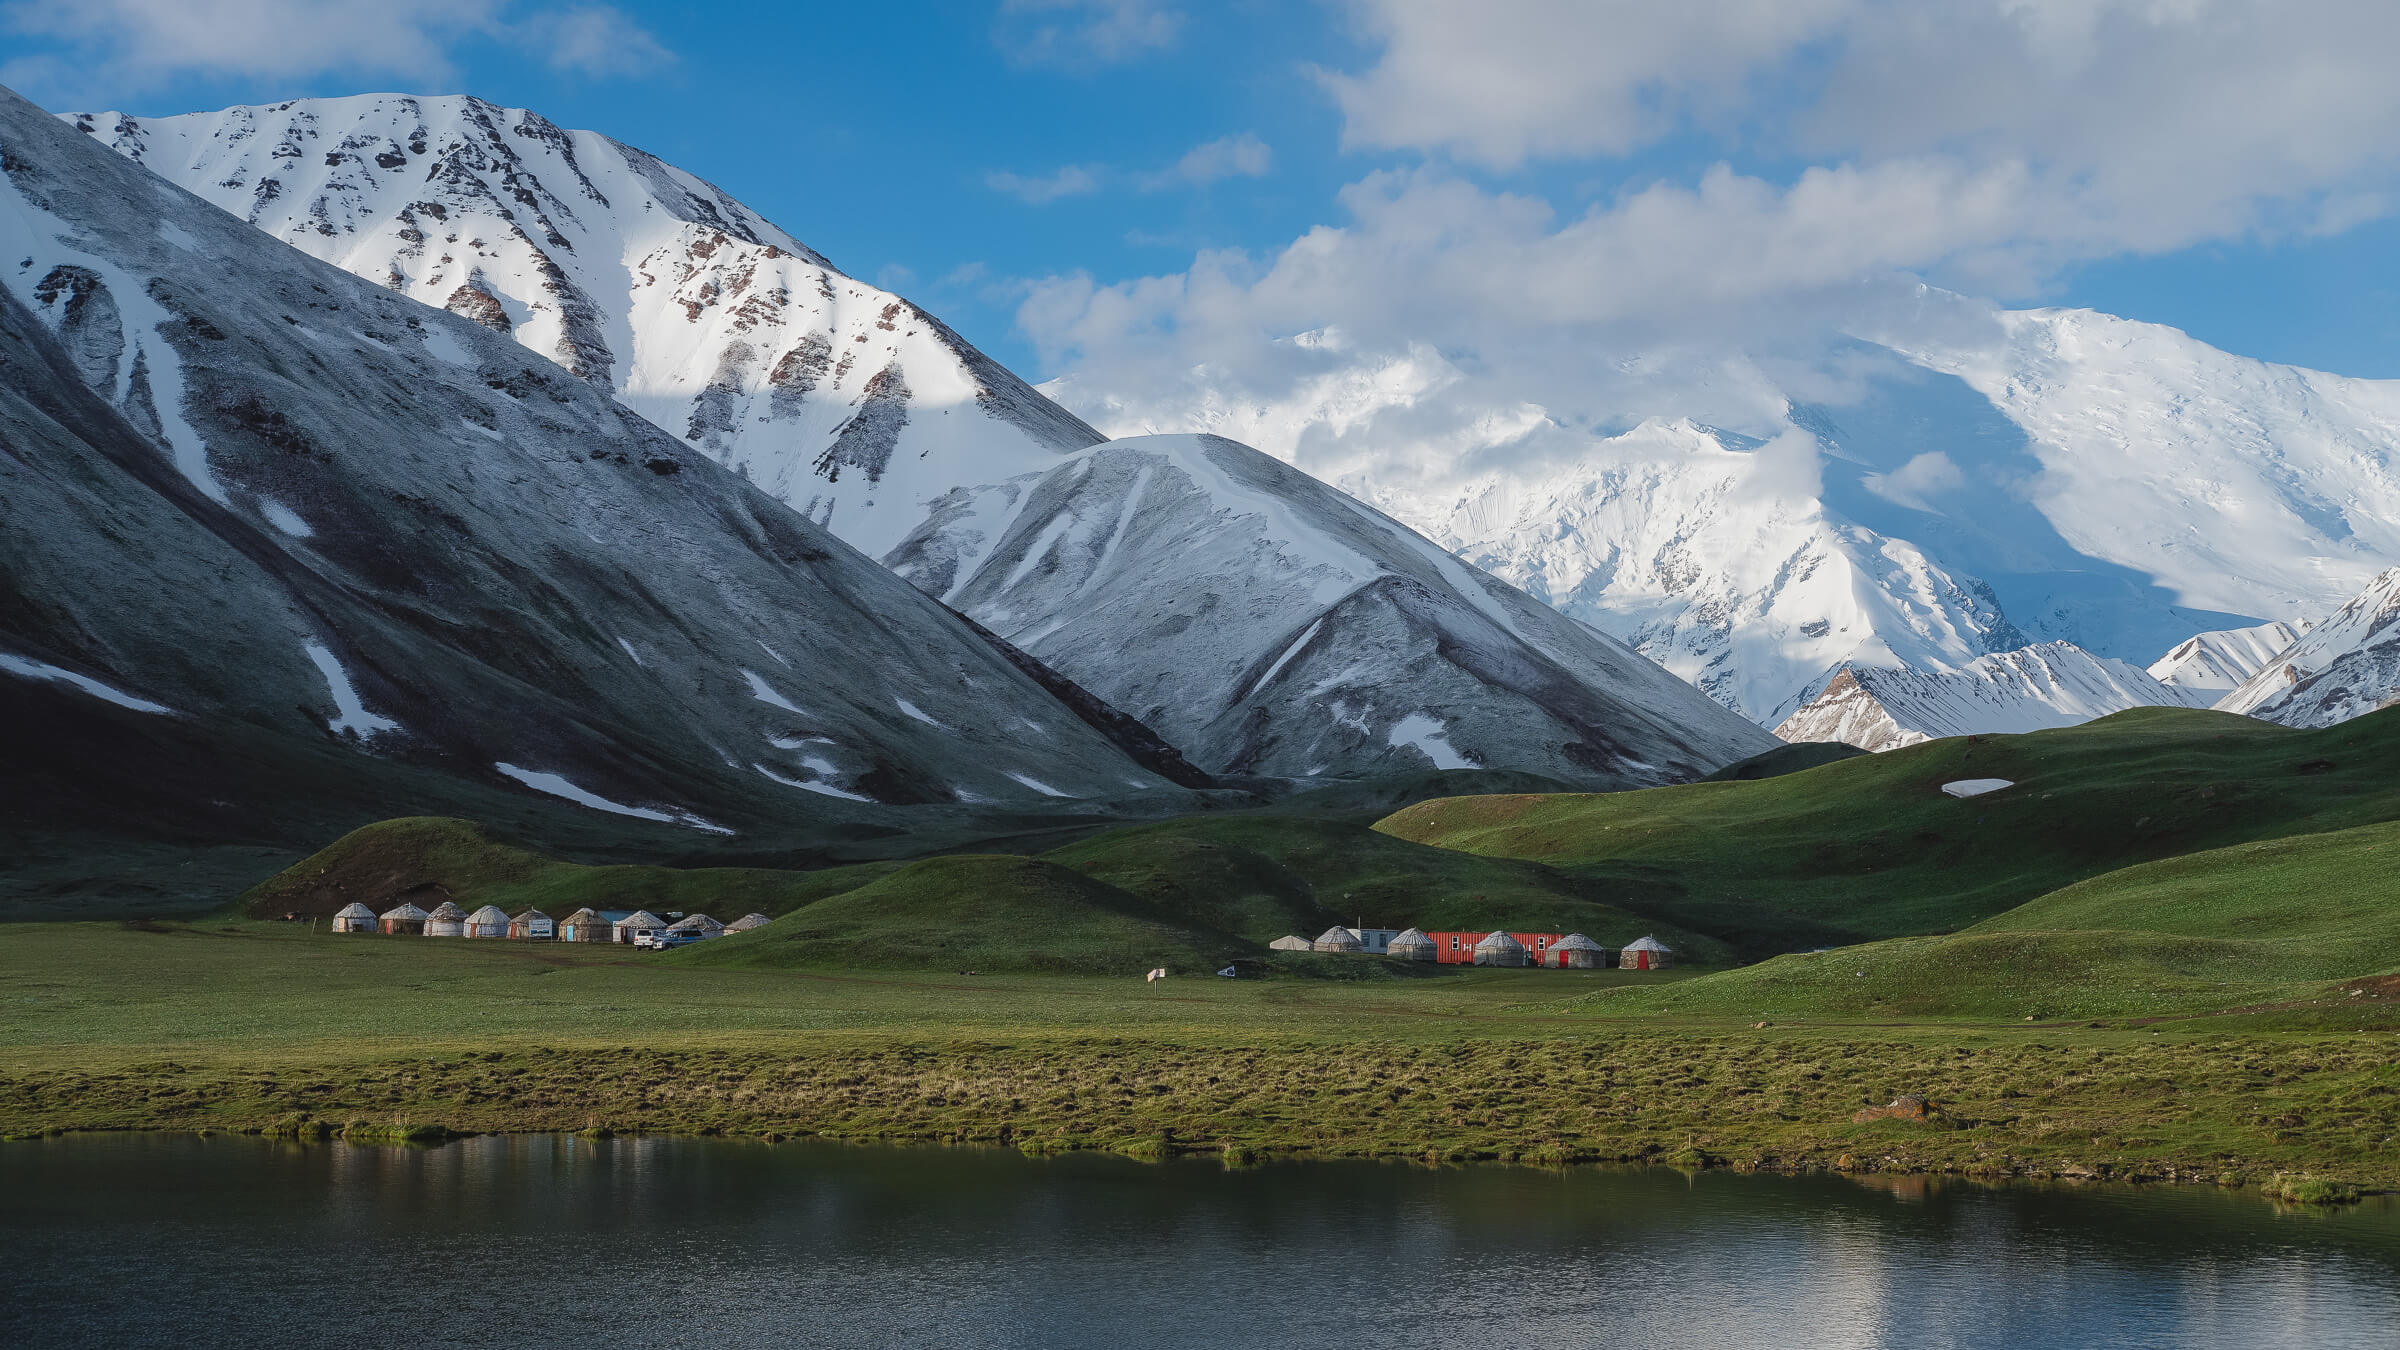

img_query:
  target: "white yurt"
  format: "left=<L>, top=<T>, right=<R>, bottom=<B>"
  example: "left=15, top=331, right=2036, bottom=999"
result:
left=1311, top=925, right=1365, bottom=954
left=1267, top=935, right=1313, bottom=952
left=1548, top=933, right=1607, bottom=969
left=723, top=913, right=772, bottom=934
left=1471, top=930, right=1528, bottom=968
left=557, top=908, right=610, bottom=942
left=508, top=909, right=554, bottom=940
left=1619, top=935, right=1674, bottom=971
left=331, top=903, right=378, bottom=934
left=613, top=910, right=666, bottom=944
left=663, top=913, right=724, bottom=940
left=423, top=901, right=468, bottom=938
left=462, top=905, right=510, bottom=938
left=1387, top=928, right=1438, bottom=963
left=379, top=902, right=430, bottom=936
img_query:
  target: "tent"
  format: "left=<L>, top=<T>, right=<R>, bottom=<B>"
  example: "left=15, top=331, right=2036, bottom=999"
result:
left=557, top=908, right=611, bottom=942
left=724, top=913, right=772, bottom=933
left=1387, top=928, right=1438, bottom=963
left=423, top=901, right=468, bottom=938
left=462, top=905, right=510, bottom=938
left=1619, top=935, right=1674, bottom=971
left=378, top=902, right=430, bottom=936
left=508, top=909, right=554, bottom=940
left=331, top=903, right=378, bottom=934
left=1311, top=925, right=1365, bottom=954
left=1548, top=933, right=1607, bottom=969
left=663, top=914, right=724, bottom=939
left=1267, top=935, right=1313, bottom=951
left=612, top=910, right=667, bottom=944
left=1471, top=930, right=1528, bottom=968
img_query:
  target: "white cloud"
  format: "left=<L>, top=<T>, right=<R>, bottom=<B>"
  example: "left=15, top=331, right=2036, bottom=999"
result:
left=0, top=0, right=674, bottom=98
left=984, top=164, right=1104, bottom=205
left=1137, top=132, right=1271, bottom=191
left=1863, top=451, right=1967, bottom=512
left=513, top=6, right=677, bottom=79
left=994, top=0, right=1181, bottom=67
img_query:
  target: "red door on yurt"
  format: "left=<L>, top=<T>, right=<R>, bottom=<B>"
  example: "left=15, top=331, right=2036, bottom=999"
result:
left=1628, top=950, right=1650, bottom=971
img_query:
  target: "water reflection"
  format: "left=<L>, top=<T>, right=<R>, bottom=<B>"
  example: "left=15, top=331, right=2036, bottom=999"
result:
left=4, top=1135, right=2398, bottom=1348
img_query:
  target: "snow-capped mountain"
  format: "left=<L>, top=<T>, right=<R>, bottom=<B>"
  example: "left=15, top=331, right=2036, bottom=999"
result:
left=1771, top=641, right=2204, bottom=752
left=1050, top=300, right=2400, bottom=728
left=886, top=433, right=1775, bottom=785
left=2218, top=569, right=2400, bottom=728
left=0, top=83, right=1197, bottom=840
left=68, top=94, right=1103, bottom=559
left=2148, top=621, right=2306, bottom=698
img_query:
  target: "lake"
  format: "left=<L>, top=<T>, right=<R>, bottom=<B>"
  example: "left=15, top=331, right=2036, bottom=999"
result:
left=5, top=1134, right=2399, bottom=1348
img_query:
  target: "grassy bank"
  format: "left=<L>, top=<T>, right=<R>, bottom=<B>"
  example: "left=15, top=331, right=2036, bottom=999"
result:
left=5, top=922, right=2398, bottom=1192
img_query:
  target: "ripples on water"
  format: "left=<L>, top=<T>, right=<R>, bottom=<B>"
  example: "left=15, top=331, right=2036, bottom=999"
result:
left=5, top=1134, right=2399, bottom=1348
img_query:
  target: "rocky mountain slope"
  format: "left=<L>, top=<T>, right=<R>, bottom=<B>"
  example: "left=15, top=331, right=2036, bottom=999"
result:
left=1054, top=302, right=2400, bottom=727
left=885, top=433, right=1775, bottom=785
left=1771, top=642, right=2203, bottom=752
left=2218, top=569, right=2400, bottom=728
left=0, top=82, right=1198, bottom=854
left=69, top=94, right=1103, bottom=558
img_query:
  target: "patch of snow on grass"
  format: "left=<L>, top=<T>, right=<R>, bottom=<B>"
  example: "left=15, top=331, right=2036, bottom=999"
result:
left=1386, top=712, right=1473, bottom=770
left=1242, top=618, right=1323, bottom=702
left=0, top=651, right=173, bottom=714
left=896, top=697, right=941, bottom=726
left=303, top=642, right=399, bottom=737
left=1005, top=771, right=1073, bottom=798
left=156, top=221, right=201, bottom=251
left=767, top=733, right=834, bottom=749
left=496, top=763, right=673, bottom=821
left=758, top=641, right=789, bottom=666
left=754, top=762, right=870, bottom=802
left=617, top=637, right=644, bottom=666
left=259, top=498, right=313, bottom=537
left=743, top=669, right=804, bottom=713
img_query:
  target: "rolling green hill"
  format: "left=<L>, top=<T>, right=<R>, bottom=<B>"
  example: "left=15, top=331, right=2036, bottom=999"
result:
left=1378, top=707, right=2400, bottom=954
left=1581, top=817, right=2400, bottom=1021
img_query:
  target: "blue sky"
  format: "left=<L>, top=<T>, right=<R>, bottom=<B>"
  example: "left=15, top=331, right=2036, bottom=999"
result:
left=7, top=0, right=2398, bottom=386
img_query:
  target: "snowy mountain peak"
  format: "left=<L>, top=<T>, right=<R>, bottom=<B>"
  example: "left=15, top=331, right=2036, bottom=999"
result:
left=74, top=94, right=1102, bottom=557
left=1773, top=640, right=2204, bottom=752
left=2218, top=568, right=2400, bottom=727
left=2147, top=621, right=2305, bottom=697
left=888, top=433, right=1775, bottom=785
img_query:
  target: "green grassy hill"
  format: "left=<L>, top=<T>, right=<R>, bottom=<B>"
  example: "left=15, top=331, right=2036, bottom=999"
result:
left=682, top=854, right=1251, bottom=974
left=1700, top=741, right=1870, bottom=782
left=1046, top=815, right=1728, bottom=960
left=241, top=817, right=895, bottom=922
left=1582, top=817, right=2400, bottom=1022
left=1378, top=707, right=2400, bottom=954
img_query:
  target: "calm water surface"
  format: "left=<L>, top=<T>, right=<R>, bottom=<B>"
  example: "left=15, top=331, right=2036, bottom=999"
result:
left=5, top=1133, right=2400, bottom=1348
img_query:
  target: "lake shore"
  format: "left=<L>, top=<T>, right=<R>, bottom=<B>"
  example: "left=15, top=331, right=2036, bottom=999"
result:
left=6, top=921, right=2397, bottom=1194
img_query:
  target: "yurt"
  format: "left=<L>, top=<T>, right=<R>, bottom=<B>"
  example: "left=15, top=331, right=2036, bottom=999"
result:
left=331, top=903, right=378, bottom=934
left=1387, top=928, right=1438, bottom=963
left=613, top=910, right=666, bottom=945
left=378, top=902, right=430, bottom=936
left=423, top=901, right=468, bottom=938
left=723, top=913, right=771, bottom=934
left=1267, top=935, right=1313, bottom=952
left=664, top=913, right=724, bottom=941
left=1619, top=936, right=1674, bottom=971
left=557, top=908, right=611, bottom=943
left=462, top=905, right=510, bottom=939
left=1312, top=925, right=1365, bottom=954
left=1548, top=933, right=1607, bottom=969
left=1471, top=930, right=1528, bottom=967
left=507, top=909, right=554, bottom=940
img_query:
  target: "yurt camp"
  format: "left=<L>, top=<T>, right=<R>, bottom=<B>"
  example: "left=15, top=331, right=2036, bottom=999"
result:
left=1387, top=928, right=1438, bottom=963
left=378, top=902, right=430, bottom=936
left=1472, top=931, right=1528, bottom=967
left=723, top=913, right=771, bottom=934
left=1311, top=926, right=1365, bottom=954
left=613, top=910, right=666, bottom=945
left=508, top=909, right=554, bottom=940
left=1268, top=935, right=1313, bottom=952
left=557, top=909, right=611, bottom=943
left=1620, top=936, right=1674, bottom=971
left=663, top=913, right=724, bottom=942
left=423, top=901, right=468, bottom=938
left=331, top=903, right=378, bottom=934
left=1548, top=933, right=1607, bottom=969
left=462, top=905, right=510, bottom=939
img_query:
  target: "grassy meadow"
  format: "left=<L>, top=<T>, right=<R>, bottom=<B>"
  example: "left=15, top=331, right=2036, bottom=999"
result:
left=11, top=704, right=2400, bottom=1195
